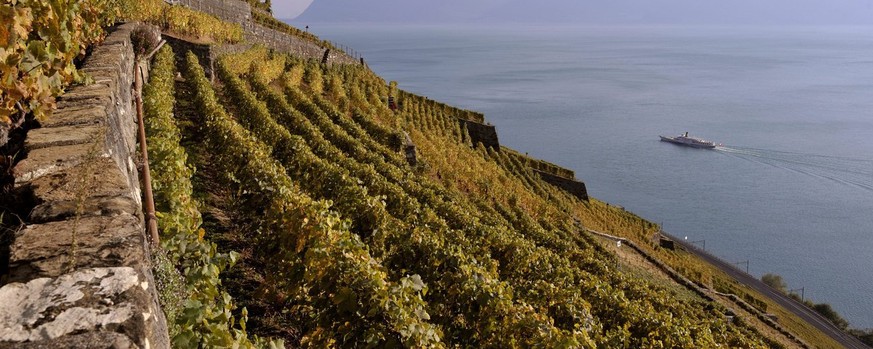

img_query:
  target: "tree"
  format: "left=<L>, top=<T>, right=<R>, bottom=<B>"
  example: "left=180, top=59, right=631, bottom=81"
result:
left=848, top=328, right=873, bottom=346
left=812, top=303, right=849, bottom=330
left=761, top=273, right=787, bottom=292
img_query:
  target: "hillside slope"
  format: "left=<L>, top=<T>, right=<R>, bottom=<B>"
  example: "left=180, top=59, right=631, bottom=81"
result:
left=1, top=1, right=859, bottom=348
left=154, top=43, right=773, bottom=347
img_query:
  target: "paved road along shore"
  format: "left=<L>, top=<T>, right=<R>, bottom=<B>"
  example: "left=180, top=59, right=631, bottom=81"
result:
left=663, top=232, right=871, bottom=349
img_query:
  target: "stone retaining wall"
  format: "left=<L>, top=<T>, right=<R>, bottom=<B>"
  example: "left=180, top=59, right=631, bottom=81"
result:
left=459, top=119, right=500, bottom=150
left=243, top=23, right=360, bottom=65
left=512, top=153, right=575, bottom=179
left=0, top=23, right=169, bottom=348
left=172, top=0, right=359, bottom=64
left=164, top=34, right=217, bottom=79
left=533, top=169, right=589, bottom=201
left=170, top=0, right=251, bottom=24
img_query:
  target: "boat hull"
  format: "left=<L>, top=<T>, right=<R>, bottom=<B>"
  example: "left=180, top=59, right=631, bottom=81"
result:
left=659, top=136, right=716, bottom=149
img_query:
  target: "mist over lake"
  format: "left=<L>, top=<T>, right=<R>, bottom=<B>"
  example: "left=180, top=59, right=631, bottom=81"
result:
left=305, top=24, right=873, bottom=328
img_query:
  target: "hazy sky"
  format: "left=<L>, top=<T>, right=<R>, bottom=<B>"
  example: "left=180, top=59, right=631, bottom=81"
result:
left=282, top=0, right=873, bottom=25
left=273, top=0, right=315, bottom=18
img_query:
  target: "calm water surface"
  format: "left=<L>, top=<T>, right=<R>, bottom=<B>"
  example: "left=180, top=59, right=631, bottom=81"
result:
left=304, top=23, right=873, bottom=328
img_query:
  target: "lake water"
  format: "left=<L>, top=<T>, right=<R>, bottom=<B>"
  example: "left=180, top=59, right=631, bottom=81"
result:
left=300, top=23, right=873, bottom=328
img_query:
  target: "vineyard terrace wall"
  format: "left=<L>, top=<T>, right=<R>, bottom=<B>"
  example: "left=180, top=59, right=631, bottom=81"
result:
left=171, top=0, right=359, bottom=64
left=0, top=24, right=170, bottom=348
left=534, top=169, right=589, bottom=201
left=459, top=119, right=500, bottom=150
left=394, top=89, right=587, bottom=199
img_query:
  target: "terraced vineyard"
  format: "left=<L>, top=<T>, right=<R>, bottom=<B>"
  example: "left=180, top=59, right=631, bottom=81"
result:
left=139, top=43, right=778, bottom=347
left=1, top=0, right=858, bottom=347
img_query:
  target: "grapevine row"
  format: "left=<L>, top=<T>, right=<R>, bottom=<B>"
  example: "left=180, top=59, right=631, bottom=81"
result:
left=182, top=51, right=444, bottom=348
left=143, top=45, right=281, bottom=348
left=216, top=59, right=591, bottom=347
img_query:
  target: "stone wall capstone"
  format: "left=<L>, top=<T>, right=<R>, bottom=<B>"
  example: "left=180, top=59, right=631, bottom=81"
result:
left=1, top=23, right=170, bottom=349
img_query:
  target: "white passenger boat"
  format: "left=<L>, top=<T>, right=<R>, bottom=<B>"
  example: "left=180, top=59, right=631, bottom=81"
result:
left=659, top=132, right=717, bottom=149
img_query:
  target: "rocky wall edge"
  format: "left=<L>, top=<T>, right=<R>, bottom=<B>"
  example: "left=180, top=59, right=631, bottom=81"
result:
left=0, top=23, right=170, bottom=349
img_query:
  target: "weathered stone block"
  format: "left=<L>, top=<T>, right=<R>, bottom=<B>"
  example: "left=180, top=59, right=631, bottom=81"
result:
left=7, top=214, right=146, bottom=282
left=102, top=25, right=134, bottom=47
left=24, top=156, right=136, bottom=218
left=0, top=267, right=163, bottom=348
left=0, top=332, right=135, bottom=349
left=56, top=97, right=112, bottom=113
left=56, top=84, right=113, bottom=104
left=39, top=105, right=107, bottom=128
left=74, top=67, right=124, bottom=97
left=30, top=196, right=140, bottom=224
left=33, top=155, right=126, bottom=199
left=24, top=124, right=104, bottom=150
left=87, top=46, right=128, bottom=67
left=12, top=143, right=105, bottom=185
left=76, top=67, right=120, bottom=87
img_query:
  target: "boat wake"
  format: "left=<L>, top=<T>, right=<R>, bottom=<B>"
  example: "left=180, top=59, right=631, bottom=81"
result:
left=715, top=146, right=873, bottom=192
